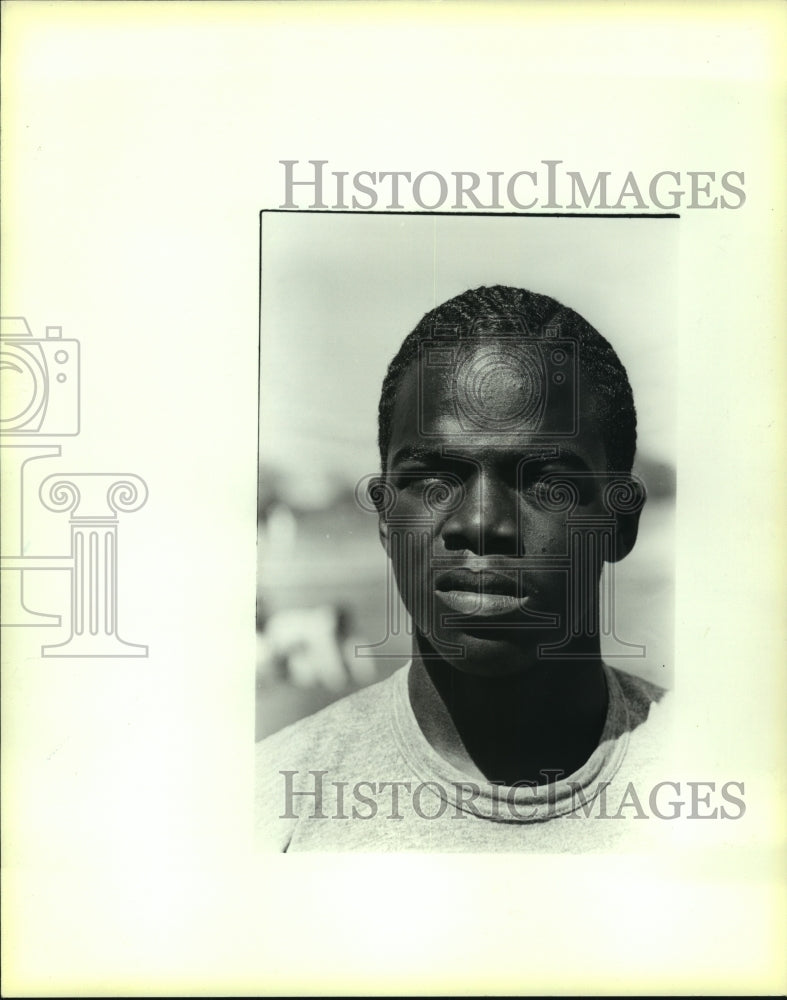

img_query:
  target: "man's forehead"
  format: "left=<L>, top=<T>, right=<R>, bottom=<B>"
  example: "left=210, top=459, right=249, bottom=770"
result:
left=387, top=339, right=605, bottom=465
left=389, top=439, right=595, bottom=468
left=395, top=342, right=579, bottom=424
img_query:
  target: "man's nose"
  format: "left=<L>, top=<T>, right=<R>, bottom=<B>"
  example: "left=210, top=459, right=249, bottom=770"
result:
left=440, top=471, right=519, bottom=555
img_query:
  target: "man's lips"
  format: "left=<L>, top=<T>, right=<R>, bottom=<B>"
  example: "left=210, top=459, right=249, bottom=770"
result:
left=433, top=568, right=533, bottom=618
left=434, top=567, right=525, bottom=596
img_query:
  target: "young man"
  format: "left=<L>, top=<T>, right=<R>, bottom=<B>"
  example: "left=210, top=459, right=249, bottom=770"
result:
left=256, top=285, right=670, bottom=851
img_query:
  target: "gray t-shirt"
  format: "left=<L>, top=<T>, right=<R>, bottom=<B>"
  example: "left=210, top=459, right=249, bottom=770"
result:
left=255, top=662, right=670, bottom=852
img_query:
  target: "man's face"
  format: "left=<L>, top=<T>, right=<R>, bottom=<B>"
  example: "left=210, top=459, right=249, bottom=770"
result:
left=379, top=337, right=636, bottom=677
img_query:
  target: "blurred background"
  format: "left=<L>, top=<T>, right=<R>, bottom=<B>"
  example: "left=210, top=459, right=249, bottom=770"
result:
left=257, top=214, right=677, bottom=740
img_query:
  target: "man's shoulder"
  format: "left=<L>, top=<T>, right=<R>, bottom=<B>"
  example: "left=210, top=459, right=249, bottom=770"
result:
left=254, top=668, right=407, bottom=850
left=256, top=667, right=404, bottom=764
left=609, top=665, right=670, bottom=727
left=611, top=665, right=667, bottom=702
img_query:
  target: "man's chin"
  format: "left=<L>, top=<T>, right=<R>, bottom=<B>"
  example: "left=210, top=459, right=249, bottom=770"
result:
left=420, top=627, right=547, bottom=678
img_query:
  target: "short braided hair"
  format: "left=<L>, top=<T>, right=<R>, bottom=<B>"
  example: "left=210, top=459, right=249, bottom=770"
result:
left=378, top=285, right=637, bottom=474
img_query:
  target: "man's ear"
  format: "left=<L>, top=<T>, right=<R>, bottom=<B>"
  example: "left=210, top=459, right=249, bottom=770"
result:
left=368, top=475, right=392, bottom=550
left=607, top=475, right=647, bottom=563
left=611, top=508, right=642, bottom=562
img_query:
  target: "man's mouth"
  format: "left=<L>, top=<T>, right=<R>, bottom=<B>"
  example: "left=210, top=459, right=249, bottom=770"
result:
left=433, top=568, right=533, bottom=619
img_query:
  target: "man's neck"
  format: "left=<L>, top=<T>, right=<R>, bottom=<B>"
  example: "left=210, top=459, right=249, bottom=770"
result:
left=408, top=641, right=609, bottom=787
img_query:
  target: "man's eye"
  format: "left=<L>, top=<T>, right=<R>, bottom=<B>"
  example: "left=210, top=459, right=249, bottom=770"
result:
left=529, top=477, right=551, bottom=494
left=392, top=471, right=464, bottom=506
left=525, top=477, right=557, bottom=502
left=403, top=471, right=453, bottom=488
left=525, top=474, right=595, bottom=506
left=394, top=466, right=446, bottom=481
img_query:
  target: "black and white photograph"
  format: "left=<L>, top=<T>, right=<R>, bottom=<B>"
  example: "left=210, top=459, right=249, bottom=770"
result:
left=2, top=2, right=785, bottom=995
left=256, top=212, right=678, bottom=849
